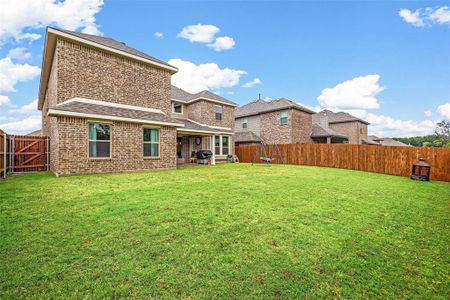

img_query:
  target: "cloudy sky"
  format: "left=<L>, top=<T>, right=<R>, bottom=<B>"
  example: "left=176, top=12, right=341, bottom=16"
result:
left=0, top=0, right=449, bottom=136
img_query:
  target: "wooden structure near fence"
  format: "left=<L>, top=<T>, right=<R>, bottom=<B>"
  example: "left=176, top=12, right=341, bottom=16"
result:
left=1, top=129, right=49, bottom=179
left=236, top=144, right=450, bottom=182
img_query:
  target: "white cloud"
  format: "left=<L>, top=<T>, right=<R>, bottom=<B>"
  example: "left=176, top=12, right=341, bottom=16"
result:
left=154, top=32, right=164, bottom=38
left=365, top=112, right=437, bottom=137
left=168, top=58, right=246, bottom=94
left=207, top=36, right=235, bottom=51
left=0, top=0, right=104, bottom=44
left=16, top=33, right=42, bottom=42
left=242, top=78, right=262, bottom=88
left=7, top=47, right=31, bottom=60
left=8, top=99, right=38, bottom=114
left=399, top=6, right=450, bottom=27
left=399, top=9, right=425, bottom=27
left=424, top=110, right=432, bottom=117
left=317, top=74, right=383, bottom=110
left=437, top=103, right=450, bottom=119
left=0, top=57, right=40, bottom=93
left=0, top=95, right=11, bottom=107
left=227, top=91, right=234, bottom=95
left=429, top=6, right=450, bottom=24
left=177, top=24, right=219, bottom=43
left=0, top=115, right=41, bottom=134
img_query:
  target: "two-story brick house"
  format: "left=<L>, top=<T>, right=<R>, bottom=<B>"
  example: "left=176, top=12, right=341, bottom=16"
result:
left=234, top=98, right=315, bottom=145
left=38, top=27, right=235, bottom=176
left=312, top=110, right=371, bottom=144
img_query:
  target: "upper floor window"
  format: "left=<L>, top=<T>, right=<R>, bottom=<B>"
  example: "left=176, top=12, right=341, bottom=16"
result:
left=143, top=128, right=159, bottom=158
left=172, top=102, right=183, bottom=114
left=89, top=123, right=111, bottom=158
left=215, top=105, right=223, bottom=120
left=280, top=111, right=288, bottom=125
left=242, top=117, right=248, bottom=129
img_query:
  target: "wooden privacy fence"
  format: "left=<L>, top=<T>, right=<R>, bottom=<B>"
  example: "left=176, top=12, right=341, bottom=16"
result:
left=236, top=144, right=450, bottom=182
left=1, top=129, right=49, bottom=179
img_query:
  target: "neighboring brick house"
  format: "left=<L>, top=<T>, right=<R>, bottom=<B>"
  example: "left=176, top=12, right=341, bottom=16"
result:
left=235, top=98, right=315, bottom=145
left=312, top=110, right=371, bottom=144
left=38, top=27, right=235, bottom=176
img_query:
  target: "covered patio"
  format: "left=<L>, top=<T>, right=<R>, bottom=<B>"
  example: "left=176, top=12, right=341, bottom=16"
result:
left=176, top=119, right=233, bottom=165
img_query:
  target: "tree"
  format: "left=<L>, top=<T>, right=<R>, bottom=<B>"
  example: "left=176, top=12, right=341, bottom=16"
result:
left=435, top=120, right=450, bottom=143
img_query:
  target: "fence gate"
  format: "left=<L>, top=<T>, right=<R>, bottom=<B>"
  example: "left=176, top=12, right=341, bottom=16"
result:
left=1, top=130, right=49, bottom=178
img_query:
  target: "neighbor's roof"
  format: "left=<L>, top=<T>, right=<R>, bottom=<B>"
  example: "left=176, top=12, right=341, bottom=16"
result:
left=38, top=27, right=178, bottom=110
left=235, top=98, right=315, bottom=118
left=235, top=131, right=262, bottom=143
left=311, top=123, right=348, bottom=139
left=379, top=138, right=410, bottom=147
left=171, top=86, right=237, bottom=107
left=362, top=138, right=380, bottom=145
left=177, top=119, right=233, bottom=134
left=48, top=98, right=184, bottom=127
left=26, top=129, right=42, bottom=136
left=314, top=110, right=370, bottom=125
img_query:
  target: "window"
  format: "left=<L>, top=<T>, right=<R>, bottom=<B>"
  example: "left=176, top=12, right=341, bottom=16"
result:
left=215, top=136, right=221, bottom=155
left=222, top=136, right=229, bottom=155
left=280, top=111, right=288, bottom=125
left=214, top=135, right=230, bottom=156
left=143, top=128, right=159, bottom=157
left=215, top=105, right=223, bottom=120
left=242, top=117, right=248, bottom=129
left=172, top=102, right=183, bottom=114
left=89, top=123, right=111, bottom=158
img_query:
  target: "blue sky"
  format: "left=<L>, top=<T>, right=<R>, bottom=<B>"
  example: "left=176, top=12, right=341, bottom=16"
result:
left=0, top=0, right=449, bottom=136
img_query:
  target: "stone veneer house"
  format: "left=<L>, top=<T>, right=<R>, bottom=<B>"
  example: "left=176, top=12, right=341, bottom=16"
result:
left=312, top=110, right=371, bottom=144
left=39, top=27, right=236, bottom=176
left=234, top=98, right=315, bottom=145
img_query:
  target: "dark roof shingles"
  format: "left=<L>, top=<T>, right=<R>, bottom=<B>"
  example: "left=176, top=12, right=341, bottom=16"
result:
left=178, top=119, right=232, bottom=133
left=50, top=101, right=182, bottom=125
left=170, top=85, right=237, bottom=106
left=235, top=98, right=315, bottom=118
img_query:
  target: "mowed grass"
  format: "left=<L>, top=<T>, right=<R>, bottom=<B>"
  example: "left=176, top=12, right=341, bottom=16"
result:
left=0, top=164, right=449, bottom=299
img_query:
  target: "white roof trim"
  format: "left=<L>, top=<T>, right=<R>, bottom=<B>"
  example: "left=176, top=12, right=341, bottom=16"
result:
left=48, top=27, right=178, bottom=73
left=57, top=97, right=166, bottom=114
left=177, top=128, right=234, bottom=135
left=186, top=118, right=231, bottom=131
left=171, top=97, right=237, bottom=107
left=48, top=109, right=184, bottom=127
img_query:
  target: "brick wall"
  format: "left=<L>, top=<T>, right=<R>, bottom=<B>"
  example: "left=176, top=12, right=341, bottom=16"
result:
left=329, top=122, right=362, bottom=144
left=56, top=117, right=177, bottom=176
left=291, top=109, right=312, bottom=144
left=186, top=100, right=235, bottom=129
left=260, top=110, right=292, bottom=144
left=55, top=39, right=172, bottom=115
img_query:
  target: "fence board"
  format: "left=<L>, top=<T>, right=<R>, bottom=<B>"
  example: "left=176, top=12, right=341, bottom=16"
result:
left=236, top=144, right=450, bottom=182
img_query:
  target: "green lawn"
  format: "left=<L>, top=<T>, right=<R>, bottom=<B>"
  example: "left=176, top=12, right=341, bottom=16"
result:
left=1, top=164, right=449, bottom=299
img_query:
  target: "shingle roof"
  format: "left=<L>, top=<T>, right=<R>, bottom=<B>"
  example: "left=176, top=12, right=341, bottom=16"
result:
left=235, top=98, right=315, bottom=118
left=52, top=27, right=176, bottom=71
left=314, top=110, right=369, bottom=125
left=26, top=129, right=42, bottom=136
left=311, top=124, right=348, bottom=139
left=48, top=99, right=183, bottom=126
left=178, top=119, right=233, bottom=133
left=171, top=85, right=237, bottom=106
left=235, top=131, right=262, bottom=143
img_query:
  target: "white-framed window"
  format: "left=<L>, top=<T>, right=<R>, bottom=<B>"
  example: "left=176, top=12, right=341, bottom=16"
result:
left=214, top=135, right=230, bottom=156
left=215, top=105, right=223, bottom=120
left=89, top=123, right=111, bottom=158
left=172, top=102, right=183, bottom=114
left=242, top=117, right=248, bottom=129
left=143, top=128, right=160, bottom=158
left=280, top=110, right=288, bottom=125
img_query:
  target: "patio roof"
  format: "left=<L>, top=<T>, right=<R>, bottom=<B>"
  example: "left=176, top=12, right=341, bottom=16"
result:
left=177, top=119, right=233, bottom=135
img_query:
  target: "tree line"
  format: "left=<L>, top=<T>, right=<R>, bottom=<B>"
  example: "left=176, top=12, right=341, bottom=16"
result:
left=393, top=120, right=450, bottom=147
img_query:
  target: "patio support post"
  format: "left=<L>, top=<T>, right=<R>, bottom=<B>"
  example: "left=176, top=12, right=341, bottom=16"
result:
left=210, top=135, right=215, bottom=165
left=326, top=137, right=331, bottom=144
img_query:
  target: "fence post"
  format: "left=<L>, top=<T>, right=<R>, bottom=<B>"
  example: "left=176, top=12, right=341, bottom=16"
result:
left=46, top=136, right=49, bottom=171
left=3, top=132, right=6, bottom=179
left=11, top=135, right=14, bottom=173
